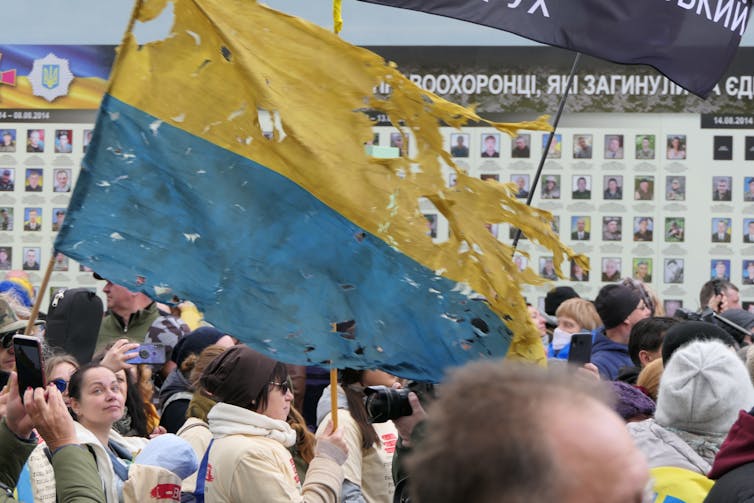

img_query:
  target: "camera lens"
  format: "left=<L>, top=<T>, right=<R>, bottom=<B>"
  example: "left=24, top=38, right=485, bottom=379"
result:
left=364, top=385, right=413, bottom=423
left=139, top=349, right=149, bottom=359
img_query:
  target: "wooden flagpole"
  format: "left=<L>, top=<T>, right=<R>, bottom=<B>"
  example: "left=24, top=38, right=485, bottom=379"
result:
left=24, top=253, right=56, bottom=335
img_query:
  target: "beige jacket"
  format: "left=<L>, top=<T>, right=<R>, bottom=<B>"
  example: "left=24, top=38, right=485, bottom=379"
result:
left=28, top=423, right=149, bottom=503
left=176, top=417, right=212, bottom=494
left=205, top=403, right=343, bottom=503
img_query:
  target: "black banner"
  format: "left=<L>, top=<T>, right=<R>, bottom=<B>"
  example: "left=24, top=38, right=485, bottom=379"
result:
left=359, top=0, right=751, bottom=98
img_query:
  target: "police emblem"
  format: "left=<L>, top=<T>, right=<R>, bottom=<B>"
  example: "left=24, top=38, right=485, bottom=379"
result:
left=28, top=53, right=74, bottom=102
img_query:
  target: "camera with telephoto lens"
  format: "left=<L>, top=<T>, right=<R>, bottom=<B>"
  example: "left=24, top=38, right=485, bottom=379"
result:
left=364, top=385, right=413, bottom=423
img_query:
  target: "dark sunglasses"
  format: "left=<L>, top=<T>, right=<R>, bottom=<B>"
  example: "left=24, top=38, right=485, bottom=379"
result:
left=50, top=378, right=68, bottom=393
left=1, top=329, right=25, bottom=349
left=1, top=322, right=46, bottom=349
left=268, top=378, right=292, bottom=395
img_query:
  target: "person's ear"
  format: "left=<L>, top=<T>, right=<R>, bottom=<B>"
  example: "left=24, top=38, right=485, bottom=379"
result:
left=638, top=350, right=652, bottom=367
left=70, top=398, right=81, bottom=418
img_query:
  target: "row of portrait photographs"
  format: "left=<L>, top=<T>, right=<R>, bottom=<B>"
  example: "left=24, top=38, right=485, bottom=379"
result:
left=0, top=207, right=66, bottom=232
left=471, top=174, right=754, bottom=203
left=0, top=247, right=72, bottom=272
left=379, top=130, right=754, bottom=162
left=440, top=133, right=689, bottom=160
left=524, top=256, right=754, bottom=286
left=538, top=297, right=754, bottom=317
left=567, top=216, right=754, bottom=244
left=0, top=167, right=73, bottom=193
left=0, top=128, right=93, bottom=154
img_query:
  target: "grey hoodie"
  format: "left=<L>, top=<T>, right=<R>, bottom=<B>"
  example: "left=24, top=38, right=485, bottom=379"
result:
left=627, top=418, right=711, bottom=474
left=316, top=385, right=349, bottom=427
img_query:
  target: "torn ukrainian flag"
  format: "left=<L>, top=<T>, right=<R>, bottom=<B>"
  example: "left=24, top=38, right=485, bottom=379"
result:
left=55, top=0, right=575, bottom=381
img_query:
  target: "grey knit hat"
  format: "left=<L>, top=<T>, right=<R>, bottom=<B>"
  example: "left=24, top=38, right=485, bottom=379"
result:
left=656, top=340, right=754, bottom=435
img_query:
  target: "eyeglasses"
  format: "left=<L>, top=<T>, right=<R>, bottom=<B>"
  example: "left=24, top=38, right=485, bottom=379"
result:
left=269, top=379, right=292, bottom=395
left=50, top=378, right=68, bottom=393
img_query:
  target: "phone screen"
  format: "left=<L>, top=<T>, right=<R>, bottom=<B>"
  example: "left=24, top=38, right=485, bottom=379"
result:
left=13, top=335, right=45, bottom=397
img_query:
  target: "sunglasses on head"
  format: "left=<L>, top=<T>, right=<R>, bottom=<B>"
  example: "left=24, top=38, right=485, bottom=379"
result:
left=621, top=278, right=655, bottom=315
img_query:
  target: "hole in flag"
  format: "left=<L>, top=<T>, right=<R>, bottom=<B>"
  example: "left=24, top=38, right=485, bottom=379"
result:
left=471, top=318, right=489, bottom=337
left=194, top=59, right=211, bottom=75
left=338, top=331, right=355, bottom=341
left=221, top=46, right=232, bottom=62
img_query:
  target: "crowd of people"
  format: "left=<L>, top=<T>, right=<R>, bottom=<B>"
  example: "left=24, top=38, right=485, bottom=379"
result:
left=1, top=267, right=754, bottom=502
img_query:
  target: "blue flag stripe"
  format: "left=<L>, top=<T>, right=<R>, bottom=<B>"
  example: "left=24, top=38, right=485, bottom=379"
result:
left=56, top=95, right=511, bottom=381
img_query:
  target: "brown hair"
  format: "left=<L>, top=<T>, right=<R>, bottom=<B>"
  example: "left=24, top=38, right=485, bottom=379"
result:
left=45, top=353, right=79, bottom=377
left=190, top=344, right=228, bottom=391
left=340, top=368, right=379, bottom=450
left=288, top=406, right=315, bottom=464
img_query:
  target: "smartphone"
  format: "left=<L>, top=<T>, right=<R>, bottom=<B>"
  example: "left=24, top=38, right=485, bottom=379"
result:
left=0, top=369, right=9, bottom=389
left=126, top=343, right=167, bottom=365
left=568, top=332, right=593, bottom=366
left=13, top=335, right=46, bottom=398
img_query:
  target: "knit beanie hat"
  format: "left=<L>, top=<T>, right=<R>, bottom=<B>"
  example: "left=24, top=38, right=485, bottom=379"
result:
left=655, top=340, right=754, bottom=435
left=171, top=326, right=225, bottom=367
left=199, top=344, right=278, bottom=410
left=594, top=284, right=640, bottom=329
left=609, top=381, right=656, bottom=421
left=544, top=286, right=580, bottom=316
left=661, top=320, right=737, bottom=365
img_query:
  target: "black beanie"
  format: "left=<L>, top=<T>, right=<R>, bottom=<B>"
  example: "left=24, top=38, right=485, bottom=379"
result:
left=661, top=320, right=737, bottom=364
left=544, top=286, right=580, bottom=316
left=594, top=284, right=640, bottom=330
left=171, top=326, right=225, bottom=367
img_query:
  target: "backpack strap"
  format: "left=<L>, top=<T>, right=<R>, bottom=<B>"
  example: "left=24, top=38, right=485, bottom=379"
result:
left=160, top=391, right=194, bottom=416
left=194, top=438, right=214, bottom=503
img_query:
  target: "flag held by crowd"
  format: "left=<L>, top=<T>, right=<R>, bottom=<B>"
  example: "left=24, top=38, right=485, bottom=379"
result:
left=358, top=0, right=751, bottom=98
left=55, top=0, right=574, bottom=381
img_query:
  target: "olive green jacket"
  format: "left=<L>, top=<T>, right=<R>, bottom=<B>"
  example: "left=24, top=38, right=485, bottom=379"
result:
left=0, top=419, right=105, bottom=502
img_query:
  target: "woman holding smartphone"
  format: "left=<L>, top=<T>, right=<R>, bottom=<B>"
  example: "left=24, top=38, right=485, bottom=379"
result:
left=27, top=363, right=149, bottom=502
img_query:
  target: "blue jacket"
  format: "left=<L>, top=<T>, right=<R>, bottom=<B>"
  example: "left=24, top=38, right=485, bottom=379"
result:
left=591, top=328, right=632, bottom=380
left=548, top=328, right=631, bottom=380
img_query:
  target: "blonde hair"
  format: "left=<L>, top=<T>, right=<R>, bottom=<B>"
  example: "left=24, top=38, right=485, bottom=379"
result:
left=555, top=298, right=601, bottom=331
left=190, top=344, right=229, bottom=390
left=45, top=354, right=79, bottom=377
left=636, top=358, right=663, bottom=402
